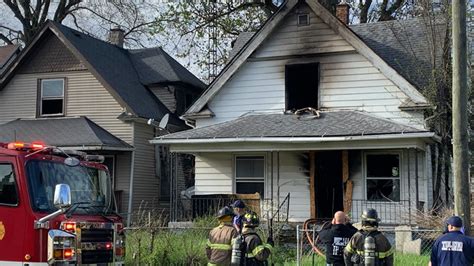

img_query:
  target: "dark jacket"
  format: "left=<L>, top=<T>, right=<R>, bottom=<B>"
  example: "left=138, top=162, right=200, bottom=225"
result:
left=206, top=223, right=239, bottom=266
left=343, top=228, right=394, bottom=266
left=430, top=231, right=474, bottom=266
left=243, top=231, right=272, bottom=266
left=318, top=223, right=358, bottom=265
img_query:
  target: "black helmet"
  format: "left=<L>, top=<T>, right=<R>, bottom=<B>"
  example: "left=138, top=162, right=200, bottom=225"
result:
left=217, top=206, right=234, bottom=219
left=242, top=211, right=260, bottom=227
left=361, top=208, right=380, bottom=225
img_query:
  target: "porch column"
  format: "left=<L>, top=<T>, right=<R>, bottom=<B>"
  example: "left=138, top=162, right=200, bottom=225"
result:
left=309, top=151, right=316, bottom=219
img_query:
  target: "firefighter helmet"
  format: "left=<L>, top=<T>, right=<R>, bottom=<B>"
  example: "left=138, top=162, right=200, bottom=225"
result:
left=242, top=211, right=260, bottom=227
left=361, top=208, right=380, bottom=226
left=217, top=206, right=234, bottom=219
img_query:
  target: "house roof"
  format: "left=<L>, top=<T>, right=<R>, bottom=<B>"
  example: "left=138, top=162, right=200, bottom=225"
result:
left=155, top=111, right=429, bottom=141
left=0, top=45, right=20, bottom=73
left=0, top=117, right=133, bottom=150
left=0, top=21, right=204, bottom=124
left=350, top=18, right=446, bottom=92
left=186, top=0, right=429, bottom=115
left=129, top=47, right=206, bottom=89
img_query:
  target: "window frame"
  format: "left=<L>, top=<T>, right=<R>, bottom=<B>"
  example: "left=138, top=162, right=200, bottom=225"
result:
left=363, top=151, right=402, bottom=202
left=297, top=13, right=310, bottom=26
left=38, top=78, right=66, bottom=117
left=0, top=162, right=20, bottom=207
left=234, top=155, right=266, bottom=197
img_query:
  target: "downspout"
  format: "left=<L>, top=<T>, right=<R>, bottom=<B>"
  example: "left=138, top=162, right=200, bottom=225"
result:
left=277, top=151, right=280, bottom=217
left=127, top=121, right=136, bottom=226
left=407, top=149, right=411, bottom=225
left=415, top=149, right=419, bottom=211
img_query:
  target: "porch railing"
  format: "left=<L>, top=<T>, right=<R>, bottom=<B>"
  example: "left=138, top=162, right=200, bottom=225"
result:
left=171, top=196, right=261, bottom=222
left=350, top=199, right=411, bottom=225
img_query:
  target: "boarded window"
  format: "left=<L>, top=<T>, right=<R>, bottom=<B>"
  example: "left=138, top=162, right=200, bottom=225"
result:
left=40, top=79, right=64, bottom=116
left=0, top=164, right=18, bottom=205
left=235, top=156, right=264, bottom=197
left=285, top=63, right=319, bottom=111
left=365, top=154, right=401, bottom=202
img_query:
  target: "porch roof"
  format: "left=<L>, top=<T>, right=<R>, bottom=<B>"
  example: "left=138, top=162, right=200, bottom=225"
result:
left=0, top=117, right=133, bottom=151
left=151, top=111, right=435, bottom=152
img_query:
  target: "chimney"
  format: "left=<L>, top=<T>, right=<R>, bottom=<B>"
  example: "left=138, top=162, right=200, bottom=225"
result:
left=108, top=27, right=125, bottom=48
left=336, top=1, right=350, bottom=25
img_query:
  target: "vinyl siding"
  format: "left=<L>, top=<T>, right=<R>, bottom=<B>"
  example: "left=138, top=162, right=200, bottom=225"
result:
left=131, top=122, right=158, bottom=211
left=195, top=153, right=233, bottom=194
left=115, top=152, right=131, bottom=215
left=0, top=71, right=133, bottom=144
left=252, top=3, right=354, bottom=58
left=269, top=152, right=310, bottom=222
left=150, top=86, right=176, bottom=113
left=198, top=53, right=424, bottom=128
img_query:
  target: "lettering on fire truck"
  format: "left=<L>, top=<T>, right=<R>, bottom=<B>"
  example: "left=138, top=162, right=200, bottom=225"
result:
left=0, top=221, right=4, bottom=240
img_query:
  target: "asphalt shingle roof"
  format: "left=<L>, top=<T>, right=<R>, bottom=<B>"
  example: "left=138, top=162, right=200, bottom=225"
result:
left=159, top=111, right=427, bottom=140
left=0, top=117, right=132, bottom=149
left=350, top=18, right=446, bottom=91
left=129, top=48, right=206, bottom=89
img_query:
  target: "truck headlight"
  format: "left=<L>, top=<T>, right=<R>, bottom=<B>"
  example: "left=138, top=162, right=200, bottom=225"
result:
left=47, top=229, right=76, bottom=263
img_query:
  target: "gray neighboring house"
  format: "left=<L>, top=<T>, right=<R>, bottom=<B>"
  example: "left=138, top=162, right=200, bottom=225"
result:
left=153, top=0, right=449, bottom=224
left=0, top=21, right=205, bottom=224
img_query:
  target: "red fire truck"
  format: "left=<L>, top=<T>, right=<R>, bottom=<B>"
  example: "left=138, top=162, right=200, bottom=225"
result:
left=0, top=142, right=125, bottom=265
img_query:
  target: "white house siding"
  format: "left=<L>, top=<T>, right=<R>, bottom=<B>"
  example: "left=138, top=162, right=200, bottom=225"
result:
left=131, top=122, right=158, bottom=211
left=349, top=149, right=428, bottom=224
left=198, top=53, right=424, bottom=129
left=194, top=153, right=234, bottom=194
left=0, top=71, right=133, bottom=144
left=268, top=152, right=310, bottom=222
left=252, top=3, right=355, bottom=58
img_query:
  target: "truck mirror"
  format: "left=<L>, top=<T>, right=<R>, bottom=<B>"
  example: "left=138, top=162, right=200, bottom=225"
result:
left=54, top=184, right=72, bottom=210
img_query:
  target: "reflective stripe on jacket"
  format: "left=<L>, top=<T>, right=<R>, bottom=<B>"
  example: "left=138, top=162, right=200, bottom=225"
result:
left=206, top=223, right=238, bottom=266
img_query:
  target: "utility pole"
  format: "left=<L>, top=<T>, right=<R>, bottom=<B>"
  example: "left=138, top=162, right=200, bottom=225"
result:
left=452, top=0, right=471, bottom=235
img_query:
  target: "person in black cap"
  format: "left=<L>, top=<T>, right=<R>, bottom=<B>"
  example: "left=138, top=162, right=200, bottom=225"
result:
left=232, top=200, right=246, bottom=233
left=430, top=216, right=474, bottom=266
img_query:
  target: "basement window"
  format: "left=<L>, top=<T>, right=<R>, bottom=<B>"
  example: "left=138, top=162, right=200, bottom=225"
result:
left=285, top=63, right=319, bottom=111
left=235, top=156, right=265, bottom=197
left=365, top=153, right=401, bottom=202
left=297, top=14, right=309, bottom=26
left=39, top=79, right=65, bottom=116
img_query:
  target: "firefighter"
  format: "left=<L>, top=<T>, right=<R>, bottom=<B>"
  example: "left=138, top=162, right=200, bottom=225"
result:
left=241, top=211, right=272, bottom=266
left=206, top=206, right=239, bottom=266
left=343, top=208, right=393, bottom=266
left=429, top=216, right=474, bottom=266
left=318, top=211, right=358, bottom=266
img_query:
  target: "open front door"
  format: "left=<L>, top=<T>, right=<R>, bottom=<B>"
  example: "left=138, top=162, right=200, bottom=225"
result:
left=312, top=151, right=344, bottom=219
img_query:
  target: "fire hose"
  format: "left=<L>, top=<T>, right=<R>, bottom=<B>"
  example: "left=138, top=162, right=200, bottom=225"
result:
left=302, top=219, right=331, bottom=257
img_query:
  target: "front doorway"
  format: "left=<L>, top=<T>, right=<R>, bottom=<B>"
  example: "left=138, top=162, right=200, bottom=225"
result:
left=314, top=151, right=344, bottom=219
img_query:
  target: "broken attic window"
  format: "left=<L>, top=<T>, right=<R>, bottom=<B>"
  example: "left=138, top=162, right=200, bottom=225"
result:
left=366, top=154, right=400, bottom=202
left=285, top=63, right=319, bottom=111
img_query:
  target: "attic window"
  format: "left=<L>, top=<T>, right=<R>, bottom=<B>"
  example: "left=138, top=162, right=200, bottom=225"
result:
left=39, top=79, right=65, bottom=117
left=297, top=14, right=309, bottom=26
left=285, top=63, right=319, bottom=111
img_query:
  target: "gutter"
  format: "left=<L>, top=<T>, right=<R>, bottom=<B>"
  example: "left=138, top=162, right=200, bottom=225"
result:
left=59, top=145, right=134, bottom=151
left=150, top=132, right=436, bottom=144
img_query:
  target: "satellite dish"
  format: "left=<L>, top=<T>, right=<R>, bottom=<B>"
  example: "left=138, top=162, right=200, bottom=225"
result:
left=159, top=114, right=169, bottom=130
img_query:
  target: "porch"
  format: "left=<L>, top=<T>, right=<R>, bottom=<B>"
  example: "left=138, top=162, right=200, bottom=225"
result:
left=152, top=111, right=436, bottom=225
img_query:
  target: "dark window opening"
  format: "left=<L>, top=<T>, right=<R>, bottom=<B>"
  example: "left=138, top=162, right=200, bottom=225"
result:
left=366, top=154, right=400, bottom=202
left=42, top=99, right=63, bottom=115
left=285, top=63, right=319, bottom=111
left=0, top=164, right=18, bottom=205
